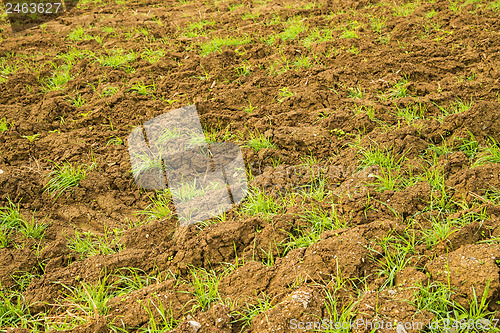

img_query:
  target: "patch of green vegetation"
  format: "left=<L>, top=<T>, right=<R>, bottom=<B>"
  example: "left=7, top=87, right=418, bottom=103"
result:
left=395, top=102, right=426, bottom=123
left=456, top=132, right=479, bottom=160
left=340, top=30, right=359, bottom=39
left=432, top=98, right=472, bottom=122
left=235, top=61, right=252, bottom=76
left=0, top=118, right=10, bottom=132
left=279, top=16, right=307, bottom=41
left=67, top=227, right=122, bottom=259
left=44, top=162, right=91, bottom=198
left=352, top=104, right=375, bottom=120
left=184, top=267, right=225, bottom=312
left=58, top=275, right=115, bottom=322
left=0, top=198, right=49, bottom=240
left=358, top=144, right=405, bottom=171
left=42, top=64, right=73, bottom=92
left=277, top=86, right=294, bottom=103
left=102, top=86, right=119, bottom=97
left=19, top=216, right=49, bottom=240
left=370, top=15, right=386, bottom=33
left=141, top=48, right=165, bottom=63
left=68, top=93, right=86, bottom=107
left=101, top=26, right=116, bottom=34
left=231, top=293, right=274, bottom=331
left=106, top=136, right=123, bottom=146
left=138, top=296, right=178, bottom=332
left=228, top=3, right=243, bottom=11
left=183, top=19, right=215, bottom=37
left=301, top=27, right=335, bottom=48
left=0, top=288, right=39, bottom=330
left=128, top=81, right=156, bottom=96
left=348, top=86, right=364, bottom=99
left=0, top=60, right=18, bottom=76
left=387, top=78, right=410, bottom=99
left=412, top=280, right=497, bottom=329
left=0, top=198, right=24, bottom=230
left=241, top=187, right=282, bottom=218
left=369, top=230, right=417, bottom=289
left=474, top=138, right=500, bottom=166
left=426, top=9, right=437, bottom=18
left=283, top=204, right=347, bottom=255
left=339, top=19, right=360, bottom=39
left=392, top=1, right=420, bottom=16
left=267, top=55, right=291, bottom=75
left=242, top=101, right=257, bottom=114
left=67, top=26, right=94, bottom=41
left=137, top=190, right=173, bottom=221
left=490, top=0, right=500, bottom=11
left=56, top=48, right=95, bottom=66
left=96, top=49, right=136, bottom=69
left=199, top=36, right=251, bottom=56
left=293, top=55, right=312, bottom=69
left=243, top=131, right=276, bottom=152
left=242, top=11, right=260, bottom=21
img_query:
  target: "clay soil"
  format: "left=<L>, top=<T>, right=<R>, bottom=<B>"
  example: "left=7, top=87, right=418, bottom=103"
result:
left=0, top=0, right=500, bottom=332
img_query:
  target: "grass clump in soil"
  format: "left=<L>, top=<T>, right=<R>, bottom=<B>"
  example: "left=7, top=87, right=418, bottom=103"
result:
left=44, top=162, right=91, bottom=198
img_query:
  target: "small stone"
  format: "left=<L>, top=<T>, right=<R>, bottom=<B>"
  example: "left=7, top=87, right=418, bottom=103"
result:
left=0, top=169, right=3, bottom=174
left=188, top=320, right=201, bottom=332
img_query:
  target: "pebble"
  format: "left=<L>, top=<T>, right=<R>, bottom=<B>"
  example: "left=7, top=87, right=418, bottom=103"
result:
left=0, top=169, right=3, bottom=174
left=188, top=321, right=201, bottom=332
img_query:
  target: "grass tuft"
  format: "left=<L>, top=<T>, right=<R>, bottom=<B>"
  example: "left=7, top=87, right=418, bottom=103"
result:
left=44, top=162, right=91, bottom=198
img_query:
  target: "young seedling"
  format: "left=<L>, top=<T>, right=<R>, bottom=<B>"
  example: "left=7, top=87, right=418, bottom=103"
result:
left=473, top=138, right=500, bottom=166
left=42, top=65, right=73, bottom=92
left=64, top=92, right=85, bottom=107
left=242, top=101, right=257, bottom=114
left=128, top=81, right=156, bottom=96
left=67, top=228, right=121, bottom=259
left=387, top=78, right=410, bottom=99
left=67, top=26, right=93, bottom=41
left=19, top=216, right=49, bottom=240
left=0, top=197, right=24, bottom=230
left=0, top=227, right=8, bottom=248
left=243, top=131, right=276, bottom=152
left=277, top=87, right=294, bottom=103
left=348, top=87, right=364, bottom=99
left=198, top=35, right=251, bottom=57
left=138, top=296, right=178, bottom=332
left=279, top=16, right=306, bottom=41
left=97, top=49, right=136, bottom=69
left=141, top=48, right=165, bottom=64
left=106, top=136, right=123, bottom=146
left=353, top=104, right=374, bottom=120
left=22, top=134, right=40, bottom=143
left=0, top=118, right=10, bottom=132
left=44, top=162, right=91, bottom=198
left=137, top=190, right=173, bottom=221
left=241, top=187, right=281, bottom=218
left=59, top=275, right=115, bottom=319
left=395, top=102, right=426, bottom=123
left=231, top=293, right=274, bottom=331
left=102, top=86, right=119, bottom=97
left=184, top=267, right=223, bottom=312
left=370, top=15, right=387, bottom=33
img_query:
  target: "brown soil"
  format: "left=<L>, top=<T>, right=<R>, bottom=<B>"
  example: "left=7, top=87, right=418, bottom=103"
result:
left=0, top=0, right=500, bottom=332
